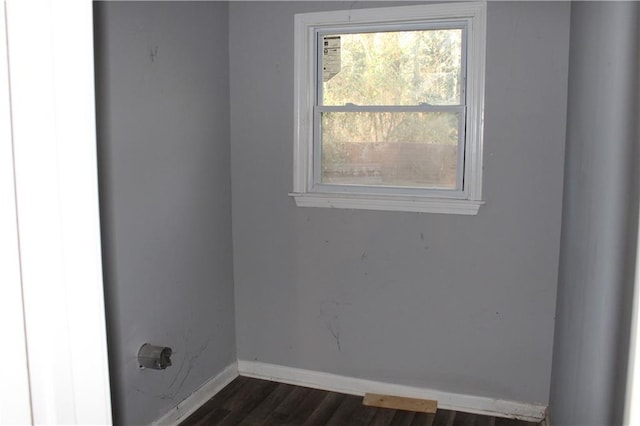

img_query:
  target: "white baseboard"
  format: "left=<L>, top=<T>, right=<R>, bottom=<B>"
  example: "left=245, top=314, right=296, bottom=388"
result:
left=237, top=360, right=547, bottom=422
left=152, top=362, right=239, bottom=426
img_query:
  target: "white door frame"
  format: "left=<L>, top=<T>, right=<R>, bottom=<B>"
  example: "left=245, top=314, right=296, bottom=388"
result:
left=625, top=151, right=640, bottom=423
left=0, top=2, right=32, bottom=424
left=626, top=221, right=640, bottom=424
left=1, top=0, right=112, bottom=424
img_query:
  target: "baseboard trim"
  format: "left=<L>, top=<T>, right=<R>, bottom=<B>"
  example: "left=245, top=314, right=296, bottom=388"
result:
left=237, top=360, right=547, bottom=422
left=153, top=362, right=239, bottom=426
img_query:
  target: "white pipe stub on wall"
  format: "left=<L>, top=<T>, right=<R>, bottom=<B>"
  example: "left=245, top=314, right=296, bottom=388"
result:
left=138, top=343, right=172, bottom=370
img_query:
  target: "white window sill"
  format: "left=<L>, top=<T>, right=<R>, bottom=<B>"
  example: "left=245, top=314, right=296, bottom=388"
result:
left=289, top=192, right=484, bottom=215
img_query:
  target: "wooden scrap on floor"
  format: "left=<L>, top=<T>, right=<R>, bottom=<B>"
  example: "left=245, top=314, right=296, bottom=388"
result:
left=362, top=393, right=437, bottom=413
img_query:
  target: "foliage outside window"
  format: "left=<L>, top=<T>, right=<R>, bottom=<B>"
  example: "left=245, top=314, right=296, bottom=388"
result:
left=292, top=3, right=487, bottom=215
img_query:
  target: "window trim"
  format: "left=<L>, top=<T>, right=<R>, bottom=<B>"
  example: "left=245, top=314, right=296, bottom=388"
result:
left=291, top=2, right=487, bottom=215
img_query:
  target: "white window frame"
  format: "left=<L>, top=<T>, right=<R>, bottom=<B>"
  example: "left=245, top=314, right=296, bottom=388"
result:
left=291, top=2, right=487, bottom=215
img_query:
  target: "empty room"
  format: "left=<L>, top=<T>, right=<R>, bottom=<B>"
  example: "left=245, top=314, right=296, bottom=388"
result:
left=2, top=1, right=639, bottom=425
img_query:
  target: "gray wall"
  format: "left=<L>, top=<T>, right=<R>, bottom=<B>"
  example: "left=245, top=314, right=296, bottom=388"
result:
left=230, top=2, right=569, bottom=405
left=549, top=3, right=640, bottom=425
left=94, top=3, right=236, bottom=425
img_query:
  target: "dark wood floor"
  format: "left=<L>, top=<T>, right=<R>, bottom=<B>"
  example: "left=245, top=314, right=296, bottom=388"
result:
left=180, top=376, right=541, bottom=426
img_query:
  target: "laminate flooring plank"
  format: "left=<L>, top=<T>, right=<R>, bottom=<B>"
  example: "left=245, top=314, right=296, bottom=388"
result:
left=432, top=409, right=456, bottom=426
left=192, top=407, right=231, bottom=426
left=368, top=406, right=397, bottom=426
left=453, top=411, right=476, bottom=426
left=325, top=394, right=365, bottom=426
left=216, top=379, right=279, bottom=426
left=180, top=376, right=249, bottom=426
left=410, top=412, right=436, bottom=426
left=302, top=392, right=345, bottom=426
left=238, top=382, right=296, bottom=425
left=346, top=403, right=379, bottom=426
left=390, top=409, right=417, bottom=426
left=219, top=378, right=272, bottom=411
left=264, top=385, right=319, bottom=424
left=473, top=415, right=496, bottom=426
left=277, top=388, right=329, bottom=426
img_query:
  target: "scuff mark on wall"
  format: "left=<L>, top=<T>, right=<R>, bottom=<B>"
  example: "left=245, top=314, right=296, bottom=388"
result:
left=174, top=339, right=211, bottom=395
left=136, top=330, right=212, bottom=401
left=166, top=349, right=187, bottom=390
left=149, top=45, right=158, bottom=62
left=326, top=324, right=341, bottom=352
left=166, top=330, right=191, bottom=391
left=319, top=300, right=351, bottom=352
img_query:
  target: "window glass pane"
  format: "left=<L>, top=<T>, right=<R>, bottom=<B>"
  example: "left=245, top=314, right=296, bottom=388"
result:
left=321, top=29, right=463, bottom=106
left=321, top=112, right=459, bottom=188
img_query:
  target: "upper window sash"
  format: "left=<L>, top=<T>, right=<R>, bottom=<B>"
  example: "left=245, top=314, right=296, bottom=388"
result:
left=315, top=21, right=468, bottom=108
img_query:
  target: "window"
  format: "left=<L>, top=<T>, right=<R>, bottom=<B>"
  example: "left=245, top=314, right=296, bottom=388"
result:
left=291, top=3, right=486, bottom=215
